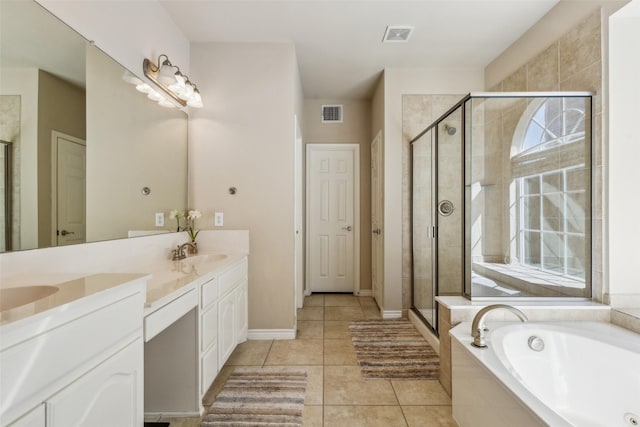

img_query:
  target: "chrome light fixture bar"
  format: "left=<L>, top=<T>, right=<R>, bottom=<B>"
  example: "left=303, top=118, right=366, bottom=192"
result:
left=142, top=54, right=203, bottom=108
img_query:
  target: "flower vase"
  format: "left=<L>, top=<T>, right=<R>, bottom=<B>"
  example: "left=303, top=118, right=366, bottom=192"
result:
left=188, top=241, right=198, bottom=255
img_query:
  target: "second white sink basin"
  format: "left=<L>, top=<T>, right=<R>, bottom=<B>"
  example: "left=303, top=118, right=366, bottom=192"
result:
left=0, top=285, right=59, bottom=311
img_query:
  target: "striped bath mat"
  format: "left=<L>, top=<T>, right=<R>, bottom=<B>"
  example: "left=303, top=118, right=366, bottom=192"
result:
left=349, top=319, right=439, bottom=380
left=201, top=367, right=307, bottom=426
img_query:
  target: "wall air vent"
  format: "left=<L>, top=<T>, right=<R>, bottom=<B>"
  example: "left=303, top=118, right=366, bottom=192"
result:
left=322, top=105, right=343, bottom=123
left=382, top=25, right=414, bottom=43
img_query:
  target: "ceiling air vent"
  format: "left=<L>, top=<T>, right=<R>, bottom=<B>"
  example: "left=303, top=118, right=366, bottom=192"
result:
left=382, top=25, right=414, bottom=43
left=322, top=105, right=343, bottom=123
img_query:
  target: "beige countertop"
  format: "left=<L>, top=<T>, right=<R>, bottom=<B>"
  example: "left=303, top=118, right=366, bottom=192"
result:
left=0, top=273, right=149, bottom=326
left=142, top=251, right=247, bottom=311
left=0, top=251, right=248, bottom=326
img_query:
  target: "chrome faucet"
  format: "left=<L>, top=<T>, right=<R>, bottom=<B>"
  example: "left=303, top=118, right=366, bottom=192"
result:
left=171, top=242, right=197, bottom=261
left=471, top=304, right=528, bottom=348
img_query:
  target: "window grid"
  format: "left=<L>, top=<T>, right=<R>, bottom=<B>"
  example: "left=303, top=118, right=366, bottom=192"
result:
left=518, top=97, right=586, bottom=157
left=518, top=167, right=585, bottom=280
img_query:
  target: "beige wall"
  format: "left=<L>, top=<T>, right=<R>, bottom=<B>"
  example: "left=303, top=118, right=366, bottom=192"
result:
left=303, top=98, right=372, bottom=291
left=484, top=2, right=628, bottom=302
left=189, top=42, right=299, bottom=330
left=85, top=46, right=187, bottom=242
left=37, top=69, right=86, bottom=247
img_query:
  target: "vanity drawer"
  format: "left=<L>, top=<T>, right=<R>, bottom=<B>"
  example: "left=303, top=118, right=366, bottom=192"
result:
left=144, top=289, right=196, bottom=342
left=219, top=258, right=248, bottom=297
left=200, top=277, right=218, bottom=310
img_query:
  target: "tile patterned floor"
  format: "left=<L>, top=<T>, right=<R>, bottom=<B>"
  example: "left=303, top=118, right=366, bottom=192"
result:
left=147, top=294, right=458, bottom=427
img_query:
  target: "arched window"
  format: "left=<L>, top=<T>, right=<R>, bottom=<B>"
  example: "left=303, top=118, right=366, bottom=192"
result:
left=511, top=97, right=588, bottom=281
left=516, top=97, right=586, bottom=157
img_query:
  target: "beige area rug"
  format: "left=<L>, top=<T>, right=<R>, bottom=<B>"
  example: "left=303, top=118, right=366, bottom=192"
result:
left=200, top=367, right=307, bottom=427
left=349, top=319, right=439, bottom=380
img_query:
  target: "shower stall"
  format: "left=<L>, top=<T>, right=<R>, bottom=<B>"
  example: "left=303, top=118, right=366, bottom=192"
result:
left=410, top=92, right=593, bottom=332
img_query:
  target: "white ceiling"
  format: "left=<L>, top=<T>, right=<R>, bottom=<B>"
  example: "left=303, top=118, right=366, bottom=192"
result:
left=160, top=0, right=559, bottom=99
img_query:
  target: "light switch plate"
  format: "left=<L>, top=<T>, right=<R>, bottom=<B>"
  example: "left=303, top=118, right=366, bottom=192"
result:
left=214, top=212, right=224, bottom=227
left=155, top=212, right=165, bottom=227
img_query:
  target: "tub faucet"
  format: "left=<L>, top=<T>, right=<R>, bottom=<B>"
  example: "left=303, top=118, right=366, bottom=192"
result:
left=171, top=242, right=196, bottom=261
left=471, top=304, right=528, bottom=349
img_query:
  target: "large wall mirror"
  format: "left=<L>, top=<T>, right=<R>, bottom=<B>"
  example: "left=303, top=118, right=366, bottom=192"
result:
left=0, top=0, right=188, bottom=252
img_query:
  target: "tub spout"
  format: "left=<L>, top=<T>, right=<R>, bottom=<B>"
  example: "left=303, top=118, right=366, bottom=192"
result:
left=471, top=304, right=528, bottom=349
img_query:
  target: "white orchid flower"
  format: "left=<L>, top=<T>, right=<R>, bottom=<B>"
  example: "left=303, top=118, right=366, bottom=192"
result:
left=188, top=210, right=202, bottom=220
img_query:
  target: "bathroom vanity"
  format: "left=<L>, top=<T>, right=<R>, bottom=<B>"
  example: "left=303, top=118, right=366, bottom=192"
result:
left=0, top=275, right=148, bottom=427
left=143, top=252, right=248, bottom=417
left=0, top=232, right=250, bottom=426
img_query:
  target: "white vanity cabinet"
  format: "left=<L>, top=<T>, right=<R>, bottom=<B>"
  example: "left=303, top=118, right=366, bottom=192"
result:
left=198, top=256, right=248, bottom=398
left=0, top=275, right=146, bottom=427
left=46, top=339, right=142, bottom=427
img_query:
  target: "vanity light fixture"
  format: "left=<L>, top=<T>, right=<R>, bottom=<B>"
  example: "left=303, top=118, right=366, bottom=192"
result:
left=142, top=54, right=203, bottom=108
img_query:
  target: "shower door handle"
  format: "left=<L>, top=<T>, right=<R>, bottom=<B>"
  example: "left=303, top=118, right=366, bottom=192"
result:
left=438, top=200, right=455, bottom=216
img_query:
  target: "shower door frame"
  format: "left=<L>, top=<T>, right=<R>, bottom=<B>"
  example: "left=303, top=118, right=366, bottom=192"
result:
left=410, top=96, right=469, bottom=334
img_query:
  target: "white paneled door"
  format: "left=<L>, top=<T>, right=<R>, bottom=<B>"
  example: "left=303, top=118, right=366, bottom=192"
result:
left=307, top=145, right=359, bottom=293
left=52, top=131, right=86, bottom=246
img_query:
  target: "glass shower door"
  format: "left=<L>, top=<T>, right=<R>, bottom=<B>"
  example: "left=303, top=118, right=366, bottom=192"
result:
left=412, top=129, right=436, bottom=327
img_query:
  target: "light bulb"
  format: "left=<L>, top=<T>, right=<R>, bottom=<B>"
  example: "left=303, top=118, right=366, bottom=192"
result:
left=158, top=63, right=177, bottom=85
left=169, top=74, right=186, bottom=93
left=147, top=90, right=163, bottom=102
left=135, top=83, right=152, bottom=94
left=187, top=90, right=203, bottom=108
left=183, top=82, right=195, bottom=98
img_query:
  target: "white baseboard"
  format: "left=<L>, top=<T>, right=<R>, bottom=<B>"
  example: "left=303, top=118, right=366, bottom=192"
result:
left=247, top=329, right=297, bottom=340
left=356, top=289, right=372, bottom=296
left=382, top=310, right=403, bottom=319
left=304, top=289, right=312, bottom=296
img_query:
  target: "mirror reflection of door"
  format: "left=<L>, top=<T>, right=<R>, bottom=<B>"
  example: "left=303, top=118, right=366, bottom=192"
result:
left=52, top=131, right=86, bottom=246
left=1, top=140, right=11, bottom=251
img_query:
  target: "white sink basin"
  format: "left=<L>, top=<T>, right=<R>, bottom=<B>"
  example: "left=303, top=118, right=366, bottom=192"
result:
left=0, top=285, right=59, bottom=311
left=180, top=253, right=228, bottom=265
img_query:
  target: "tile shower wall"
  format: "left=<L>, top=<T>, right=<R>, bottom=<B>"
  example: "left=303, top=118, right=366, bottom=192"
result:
left=488, top=9, right=604, bottom=301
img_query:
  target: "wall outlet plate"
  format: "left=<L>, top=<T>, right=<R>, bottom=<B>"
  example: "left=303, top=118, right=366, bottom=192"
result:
left=214, top=212, right=224, bottom=227
left=155, top=212, right=165, bottom=227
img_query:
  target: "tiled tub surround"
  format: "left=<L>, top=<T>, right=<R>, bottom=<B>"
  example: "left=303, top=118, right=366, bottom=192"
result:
left=450, top=321, right=640, bottom=427
left=435, top=296, right=610, bottom=397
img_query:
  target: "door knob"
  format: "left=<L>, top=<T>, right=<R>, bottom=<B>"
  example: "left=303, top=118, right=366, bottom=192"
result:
left=372, top=228, right=381, bottom=235
left=342, top=226, right=353, bottom=231
left=60, top=229, right=74, bottom=236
